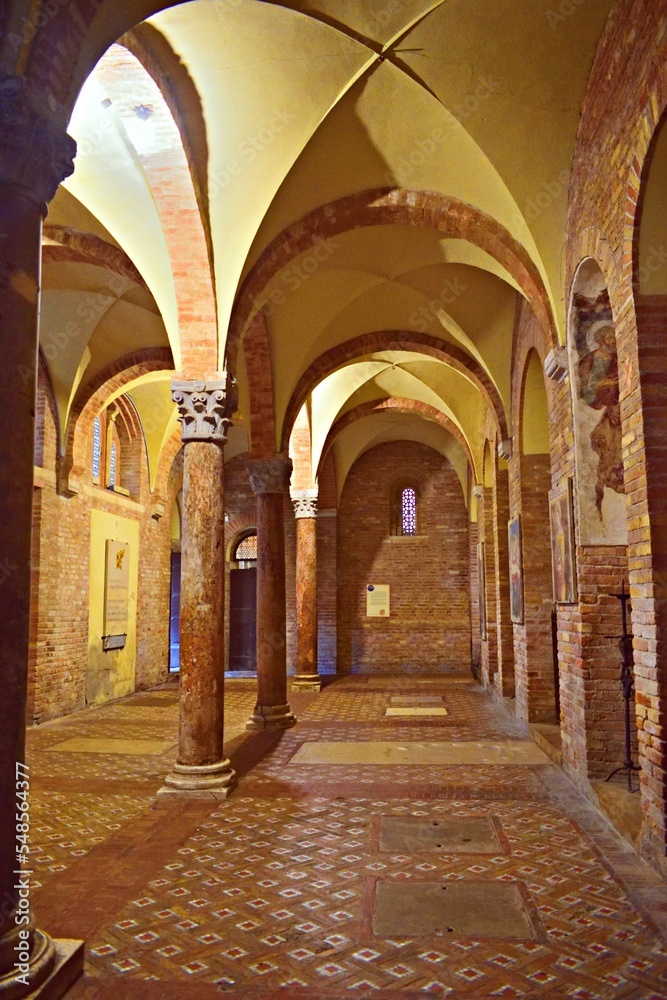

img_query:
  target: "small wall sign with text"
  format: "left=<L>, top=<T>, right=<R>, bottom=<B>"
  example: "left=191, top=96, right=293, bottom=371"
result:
left=367, top=584, right=390, bottom=618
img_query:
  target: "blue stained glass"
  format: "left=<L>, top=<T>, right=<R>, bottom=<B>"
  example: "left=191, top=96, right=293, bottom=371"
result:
left=92, top=417, right=101, bottom=479
left=402, top=487, right=417, bottom=535
left=109, top=442, right=117, bottom=488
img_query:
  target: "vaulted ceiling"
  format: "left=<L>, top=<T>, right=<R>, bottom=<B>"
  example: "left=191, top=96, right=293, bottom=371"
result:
left=40, top=0, right=615, bottom=497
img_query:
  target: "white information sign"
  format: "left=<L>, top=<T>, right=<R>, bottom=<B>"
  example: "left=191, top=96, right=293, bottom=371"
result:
left=366, top=584, right=390, bottom=618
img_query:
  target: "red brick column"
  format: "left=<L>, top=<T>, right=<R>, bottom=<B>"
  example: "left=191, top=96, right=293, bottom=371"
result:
left=161, top=379, right=236, bottom=797
left=246, top=458, right=297, bottom=730
left=0, top=84, right=83, bottom=997
left=478, top=486, right=499, bottom=689
left=514, top=455, right=558, bottom=723
left=493, top=466, right=515, bottom=698
left=291, top=490, right=321, bottom=691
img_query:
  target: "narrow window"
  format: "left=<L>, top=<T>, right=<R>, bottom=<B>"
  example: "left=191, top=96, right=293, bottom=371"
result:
left=401, top=487, right=417, bottom=535
left=234, top=532, right=258, bottom=567
left=92, top=417, right=102, bottom=481
left=109, top=442, right=117, bottom=489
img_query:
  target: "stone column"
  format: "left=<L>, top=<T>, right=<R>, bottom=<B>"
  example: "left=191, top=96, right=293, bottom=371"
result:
left=160, top=379, right=237, bottom=797
left=246, top=457, right=297, bottom=730
left=291, top=489, right=321, bottom=691
left=0, top=80, right=84, bottom=998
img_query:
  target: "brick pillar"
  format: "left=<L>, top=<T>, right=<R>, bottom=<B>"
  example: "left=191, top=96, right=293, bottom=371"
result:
left=291, top=489, right=320, bottom=691
left=479, top=486, right=498, bottom=688
left=631, top=297, right=667, bottom=868
left=161, top=379, right=236, bottom=797
left=317, top=509, right=338, bottom=674
left=0, top=82, right=84, bottom=998
left=515, top=455, right=557, bottom=722
left=493, top=466, right=515, bottom=698
left=469, top=518, right=481, bottom=679
left=246, top=457, right=297, bottom=730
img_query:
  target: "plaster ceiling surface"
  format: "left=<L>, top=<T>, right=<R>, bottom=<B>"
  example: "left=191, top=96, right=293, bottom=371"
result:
left=310, top=355, right=483, bottom=482
left=46, top=0, right=614, bottom=489
left=331, top=412, right=469, bottom=501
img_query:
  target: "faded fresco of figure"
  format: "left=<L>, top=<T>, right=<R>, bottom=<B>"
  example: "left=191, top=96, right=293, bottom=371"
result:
left=574, top=291, right=625, bottom=511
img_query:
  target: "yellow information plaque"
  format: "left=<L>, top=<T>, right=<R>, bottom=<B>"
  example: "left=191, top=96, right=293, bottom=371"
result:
left=366, top=584, right=390, bottom=618
left=104, top=539, right=130, bottom=637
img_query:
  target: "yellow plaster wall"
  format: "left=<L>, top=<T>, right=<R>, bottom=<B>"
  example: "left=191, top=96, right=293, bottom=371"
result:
left=87, top=509, right=140, bottom=705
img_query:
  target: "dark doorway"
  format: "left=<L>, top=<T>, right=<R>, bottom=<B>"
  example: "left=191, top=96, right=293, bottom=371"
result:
left=169, top=550, right=181, bottom=672
left=229, top=567, right=257, bottom=671
left=228, top=531, right=258, bottom=673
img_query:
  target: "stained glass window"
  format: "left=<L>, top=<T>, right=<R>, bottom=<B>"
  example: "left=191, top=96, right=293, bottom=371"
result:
left=109, top=442, right=117, bottom=489
left=235, top=532, right=257, bottom=561
left=401, top=487, right=417, bottom=535
left=92, top=417, right=102, bottom=480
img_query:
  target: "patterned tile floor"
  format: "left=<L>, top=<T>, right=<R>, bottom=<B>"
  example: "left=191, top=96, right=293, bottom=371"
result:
left=25, top=674, right=667, bottom=998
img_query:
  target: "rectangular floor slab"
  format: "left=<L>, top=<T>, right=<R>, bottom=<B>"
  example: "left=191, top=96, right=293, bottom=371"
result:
left=385, top=707, right=448, bottom=717
left=390, top=696, right=444, bottom=705
left=45, top=738, right=176, bottom=756
left=380, top=815, right=501, bottom=853
left=373, top=880, right=535, bottom=939
left=290, top=741, right=549, bottom=766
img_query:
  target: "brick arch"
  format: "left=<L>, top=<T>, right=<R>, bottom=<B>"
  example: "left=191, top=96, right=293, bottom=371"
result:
left=22, top=1, right=185, bottom=117
left=225, top=515, right=256, bottom=561
left=152, top=426, right=182, bottom=505
left=42, top=226, right=146, bottom=285
left=93, top=43, right=217, bottom=375
left=317, top=398, right=477, bottom=483
left=511, top=300, right=557, bottom=465
left=228, top=188, right=557, bottom=371
left=58, top=347, right=174, bottom=495
left=241, top=311, right=275, bottom=459
left=281, top=331, right=507, bottom=453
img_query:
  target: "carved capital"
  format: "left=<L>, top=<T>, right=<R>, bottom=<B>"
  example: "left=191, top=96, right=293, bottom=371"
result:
left=472, top=484, right=484, bottom=500
left=497, top=438, right=513, bottom=461
left=171, top=375, right=235, bottom=445
left=544, top=346, right=569, bottom=383
left=291, top=488, right=318, bottom=519
left=0, top=78, right=76, bottom=211
left=247, top=456, right=292, bottom=494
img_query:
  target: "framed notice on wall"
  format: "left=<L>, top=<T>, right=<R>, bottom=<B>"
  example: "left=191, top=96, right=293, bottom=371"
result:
left=367, top=584, right=390, bottom=618
left=103, top=539, right=130, bottom=647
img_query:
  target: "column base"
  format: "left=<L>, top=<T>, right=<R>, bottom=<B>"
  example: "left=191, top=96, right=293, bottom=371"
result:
left=246, top=703, right=297, bottom=731
left=158, top=759, right=237, bottom=799
left=0, top=934, right=83, bottom=1000
left=291, top=674, right=322, bottom=692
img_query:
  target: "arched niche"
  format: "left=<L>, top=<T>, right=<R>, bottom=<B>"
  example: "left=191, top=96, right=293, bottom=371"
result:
left=568, top=259, right=626, bottom=546
left=636, top=112, right=667, bottom=296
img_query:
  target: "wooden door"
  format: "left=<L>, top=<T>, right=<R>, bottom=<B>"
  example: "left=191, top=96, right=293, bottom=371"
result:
left=229, top=567, right=257, bottom=672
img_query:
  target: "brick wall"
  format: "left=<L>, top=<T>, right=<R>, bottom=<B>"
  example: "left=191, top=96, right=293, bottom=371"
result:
left=28, top=375, right=173, bottom=723
left=337, top=441, right=471, bottom=675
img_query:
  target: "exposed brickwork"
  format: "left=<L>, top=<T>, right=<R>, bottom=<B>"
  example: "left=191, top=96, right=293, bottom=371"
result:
left=228, top=188, right=557, bottom=370
left=338, top=441, right=471, bottom=674
left=28, top=365, right=172, bottom=723
left=94, top=44, right=217, bottom=375
left=282, top=329, right=506, bottom=452
left=566, top=3, right=667, bottom=865
left=319, top=397, right=475, bottom=480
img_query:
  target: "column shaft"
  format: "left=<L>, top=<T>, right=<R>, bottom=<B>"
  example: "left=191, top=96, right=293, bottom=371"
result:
left=246, top=458, right=296, bottom=730
left=179, top=442, right=225, bottom=764
left=0, top=92, right=82, bottom=996
left=161, top=381, right=236, bottom=797
left=293, top=515, right=320, bottom=690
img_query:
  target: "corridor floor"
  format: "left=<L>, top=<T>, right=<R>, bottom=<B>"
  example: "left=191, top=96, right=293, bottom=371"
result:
left=27, top=674, right=667, bottom=999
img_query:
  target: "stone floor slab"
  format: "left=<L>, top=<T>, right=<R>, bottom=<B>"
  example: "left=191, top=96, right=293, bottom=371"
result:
left=384, top=707, right=448, bottom=717
left=389, top=696, right=444, bottom=705
left=373, top=880, right=535, bottom=939
left=45, top=738, right=176, bottom=755
left=290, top=740, right=549, bottom=765
left=379, top=814, right=501, bottom=853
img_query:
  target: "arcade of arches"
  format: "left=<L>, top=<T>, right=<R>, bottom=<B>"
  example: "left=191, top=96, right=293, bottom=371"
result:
left=5, top=1, right=667, bottom=997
